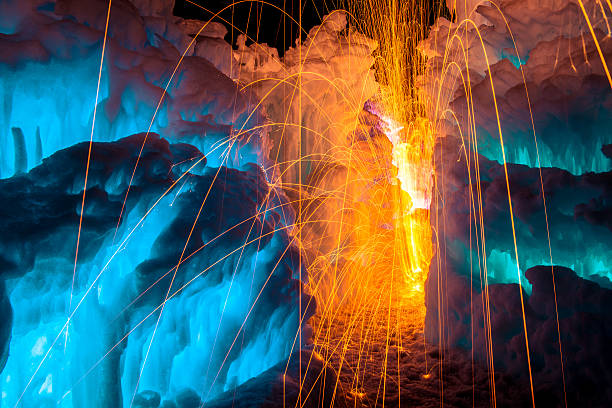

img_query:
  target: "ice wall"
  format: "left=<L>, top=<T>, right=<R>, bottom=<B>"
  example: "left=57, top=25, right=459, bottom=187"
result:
left=421, top=0, right=612, bottom=175
left=0, top=134, right=311, bottom=407
left=0, top=1, right=312, bottom=407
left=422, top=0, right=612, bottom=404
left=421, top=0, right=612, bottom=289
left=0, top=0, right=268, bottom=178
left=229, top=12, right=400, bottom=301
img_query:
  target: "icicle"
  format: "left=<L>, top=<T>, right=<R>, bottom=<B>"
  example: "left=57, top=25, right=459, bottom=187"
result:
left=35, top=126, right=42, bottom=165
left=2, top=81, right=14, bottom=178
left=11, top=127, right=27, bottom=174
left=3, top=80, right=12, bottom=132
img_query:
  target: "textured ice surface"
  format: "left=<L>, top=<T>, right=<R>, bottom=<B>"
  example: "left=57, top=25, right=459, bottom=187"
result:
left=0, top=134, right=311, bottom=407
left=421, top=0, right=612, bottom=175
left=0, top=1, right=310, bottom=407
left=0, top=0, right=268, bottom=178
left=232, top=10, right=379, bottom=186
left=229, top=12, right=394, bottom=297
left=421, top=0, right=612, bottom=288
left=422, top=0, right=612, bottom=404
left=431, top=138, right=612, bottom=291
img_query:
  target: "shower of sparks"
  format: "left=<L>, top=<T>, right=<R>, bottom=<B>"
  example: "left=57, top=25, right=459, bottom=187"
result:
left=10, top=0, right=609, bottom=407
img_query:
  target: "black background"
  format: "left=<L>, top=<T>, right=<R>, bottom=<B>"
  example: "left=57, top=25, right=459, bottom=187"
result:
left=173, top=1, right=451, bottom=55
left=173, top=0, right=339, bottom=55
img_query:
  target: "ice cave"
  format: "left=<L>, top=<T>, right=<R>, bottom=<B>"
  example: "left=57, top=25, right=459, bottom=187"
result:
left=0, top=0, right=610, bottom=407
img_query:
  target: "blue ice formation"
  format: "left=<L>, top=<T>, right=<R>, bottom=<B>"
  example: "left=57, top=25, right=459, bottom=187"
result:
left=500, top=49, right=528, bottom=69
left=468, top=94, right=612, bottom=176
left=424, top=4, right=612, bottom=176
left=447, top=59, right=612, bottom=176
left=0, top=134, right=311, bottom=407
left=434, top=138, right=612, bottom=293
left=0, top=0, right=268, bottom=178
left=0, top=1, right=311, bottom=407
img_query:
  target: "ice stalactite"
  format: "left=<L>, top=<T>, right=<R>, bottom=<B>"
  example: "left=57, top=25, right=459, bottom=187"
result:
left=0, top=280, right=11, bottom=374
left=35, top=127, right=42, bottom=166
left=10, top=128, right=27, bottom=175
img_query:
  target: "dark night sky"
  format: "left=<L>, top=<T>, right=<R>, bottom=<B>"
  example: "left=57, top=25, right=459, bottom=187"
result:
left=173, top=1, right=451, bottom=55
left=173, top=0, right=341, bottom=55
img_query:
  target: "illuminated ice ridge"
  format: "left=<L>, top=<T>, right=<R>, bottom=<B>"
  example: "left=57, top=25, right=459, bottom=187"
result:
left=0, top=133, right=312, bottom=407
left=0, top=1, right=312, bottom=406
